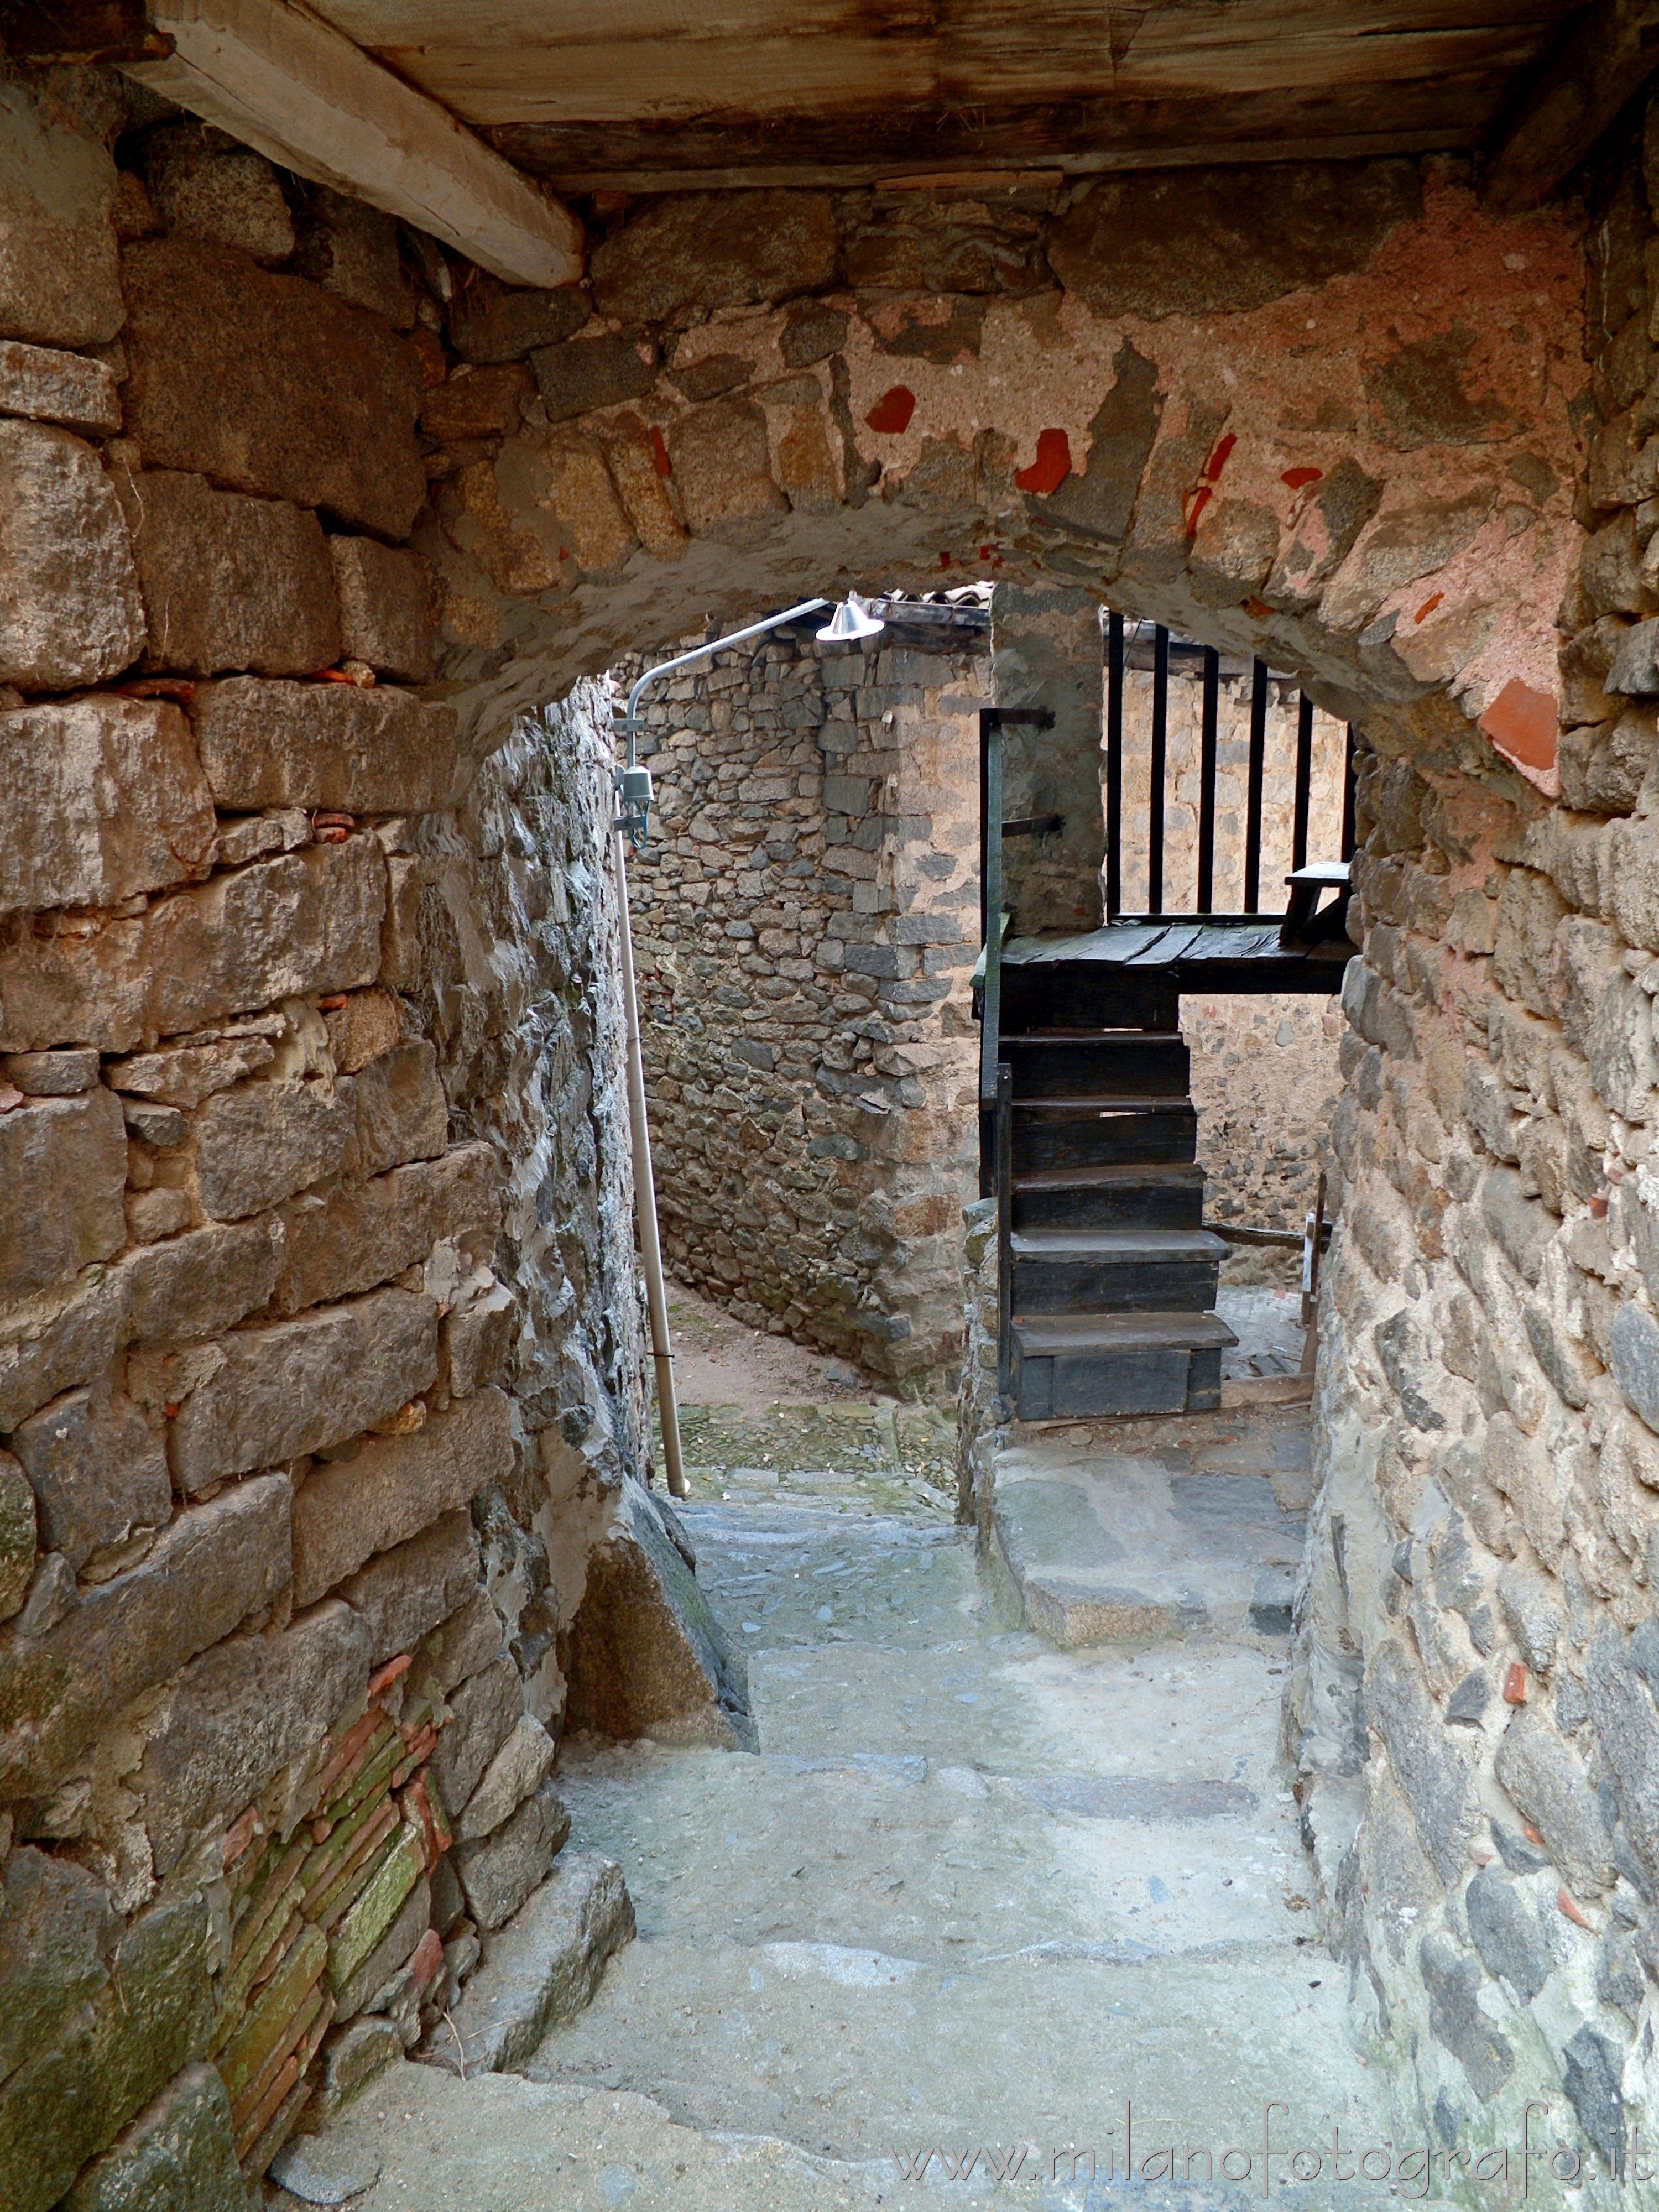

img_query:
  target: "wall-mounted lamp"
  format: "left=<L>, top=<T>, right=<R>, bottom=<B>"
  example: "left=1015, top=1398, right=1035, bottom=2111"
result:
left=815, top=594, right=885, bottom=644
left=613, top=595, right=886, bottom=846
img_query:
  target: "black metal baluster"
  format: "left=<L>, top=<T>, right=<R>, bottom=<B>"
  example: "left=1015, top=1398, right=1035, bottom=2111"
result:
left=995, top=1058, right=1013, bottom=1405
left=1340, top=722, right=1358, bottom=860
left=1198, top=645, right=1219, bottom=914
left=1292, top=689, right=1314, bottom=875
left=1105, top=609, right=1124, bottom=919
left=979, top=708, right=1003, bottom=1199
left=1244, top=656, right=1267, bottom=911
left=1149, top=623, right=1168, bottom=914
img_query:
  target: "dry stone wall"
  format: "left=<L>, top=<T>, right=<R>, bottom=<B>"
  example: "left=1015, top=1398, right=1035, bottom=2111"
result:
left=1286, top=96, right=1659, bottom=2189
left=624, top=609, right=989, bottom=1390
left=0, top=69, right=658, bottom=2207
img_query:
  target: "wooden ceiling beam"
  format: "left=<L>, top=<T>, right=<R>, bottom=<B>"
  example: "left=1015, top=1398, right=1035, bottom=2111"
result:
left=488, top=75, right=1513, bottom=194
left=126, top=0, right=583, bottom=287
left=1484, top=0, right=1659, bottom=211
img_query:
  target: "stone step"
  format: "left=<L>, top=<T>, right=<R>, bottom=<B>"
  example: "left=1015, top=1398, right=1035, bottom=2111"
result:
left=1000, top=1029, right=1190, bottom=1099
left=1010, top=1310, right=1237, bottom=1421
left=1011, top=1098, right=1198, bottom=1170
left=1009, top=1226, right=1227, bottom=1313
left=428, top=1851, right=635, bottom=2077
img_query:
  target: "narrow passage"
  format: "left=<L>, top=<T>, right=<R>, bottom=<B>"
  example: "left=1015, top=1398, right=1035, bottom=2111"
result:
left=309, top=1298, right=1391, bottom=2209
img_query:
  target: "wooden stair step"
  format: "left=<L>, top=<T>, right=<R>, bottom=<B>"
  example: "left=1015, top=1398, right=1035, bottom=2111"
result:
left=1010, top=1227, right=1225, bottom=1313
left=1011, top=1162, right=1204, bottom=1230
left=1010, top=1311, right=1238, bottom=1423
left=1012, top=1098, right=1198, bottom=1170
left=1001, top=1030, right=1190, bottom=1099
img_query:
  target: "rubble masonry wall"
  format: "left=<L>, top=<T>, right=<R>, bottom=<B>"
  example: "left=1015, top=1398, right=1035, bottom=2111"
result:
left=1287, top=97, right=1659, bottom=2188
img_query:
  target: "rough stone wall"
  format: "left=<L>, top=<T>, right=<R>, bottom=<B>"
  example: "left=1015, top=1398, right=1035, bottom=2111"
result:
left=1286, top=101, right=1659, bottom=2190
left=0, top=71, right=650, bottom=2205
left=623, top=602, right=1350, bottom=1376
left=1186, top=992, right=1347, bottom=1253
left=625, top=615, right=989, bottom=1390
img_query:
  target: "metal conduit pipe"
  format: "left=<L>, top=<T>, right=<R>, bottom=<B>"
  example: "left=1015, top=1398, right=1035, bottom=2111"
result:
left=608, top=594, right=883, bottom=1500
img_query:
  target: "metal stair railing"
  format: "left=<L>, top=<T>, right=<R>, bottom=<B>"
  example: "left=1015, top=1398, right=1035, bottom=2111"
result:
left=977, top=706, right=1053, bottom=1406
left=1104, top=615, right=1358, bottom=928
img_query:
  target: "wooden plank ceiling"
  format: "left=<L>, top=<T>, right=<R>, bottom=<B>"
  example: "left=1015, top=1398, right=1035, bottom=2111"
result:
left=305, top=0, right=1590, bottom=191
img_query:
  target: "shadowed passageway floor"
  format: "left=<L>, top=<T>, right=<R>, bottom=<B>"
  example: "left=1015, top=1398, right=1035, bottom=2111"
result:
left=301, top=1378, right=1397, bottom=2209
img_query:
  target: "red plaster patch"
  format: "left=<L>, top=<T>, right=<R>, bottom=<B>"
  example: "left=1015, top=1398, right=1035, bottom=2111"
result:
left=865, top=385, right=916, bottom=435
left=1201, top=431, right=1237, bottom=483
left=1479, top=677, right=1558, bottom=775
left=1413, top=591, right=1444, bottom=624
left=1281, top=466, right=1323, bottom=491
left=1183, top=483, right=1214, bottom=537
left=1015, top=427, right=1072, bottom=495
left=649, top=425, right=671, bottom=477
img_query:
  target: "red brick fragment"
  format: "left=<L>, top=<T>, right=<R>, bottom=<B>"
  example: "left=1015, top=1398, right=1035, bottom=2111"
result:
left=649, top=425, right=671, bottom=477
left=409, top=326, right=448, bottom=390
left=1558, top=1888, right=1593, bottom=1931
left=1413, top=592, right=1443, bottom=624
left=1503, top=1662, right=1528, bottom=1704
left=1281, top=466, right=1323, bottom=491
left=409, top=1927, right=445, bottom=1987
left=369, top=1653, right=413, bottom=1701
left=222, top=1804, right=262, bottom=1868
left=117, top=675, right=197, bottom=704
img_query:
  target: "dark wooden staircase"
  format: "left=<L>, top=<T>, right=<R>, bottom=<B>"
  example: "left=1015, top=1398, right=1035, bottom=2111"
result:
left=975, top=638, right=1357, bottom=1428
left=999, top=1014, right=1234, bottom=1421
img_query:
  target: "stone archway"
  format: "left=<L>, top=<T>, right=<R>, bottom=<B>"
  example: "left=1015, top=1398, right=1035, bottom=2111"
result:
left=419, top=161, right=1584, bottom=818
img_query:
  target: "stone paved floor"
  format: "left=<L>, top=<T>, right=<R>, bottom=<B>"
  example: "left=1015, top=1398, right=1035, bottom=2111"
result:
left=299, top=1402, right=1399, bottom=2210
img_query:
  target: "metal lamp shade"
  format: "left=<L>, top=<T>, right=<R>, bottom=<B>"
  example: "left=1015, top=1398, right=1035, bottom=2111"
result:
left=815, top=595, right=885, bottom=643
